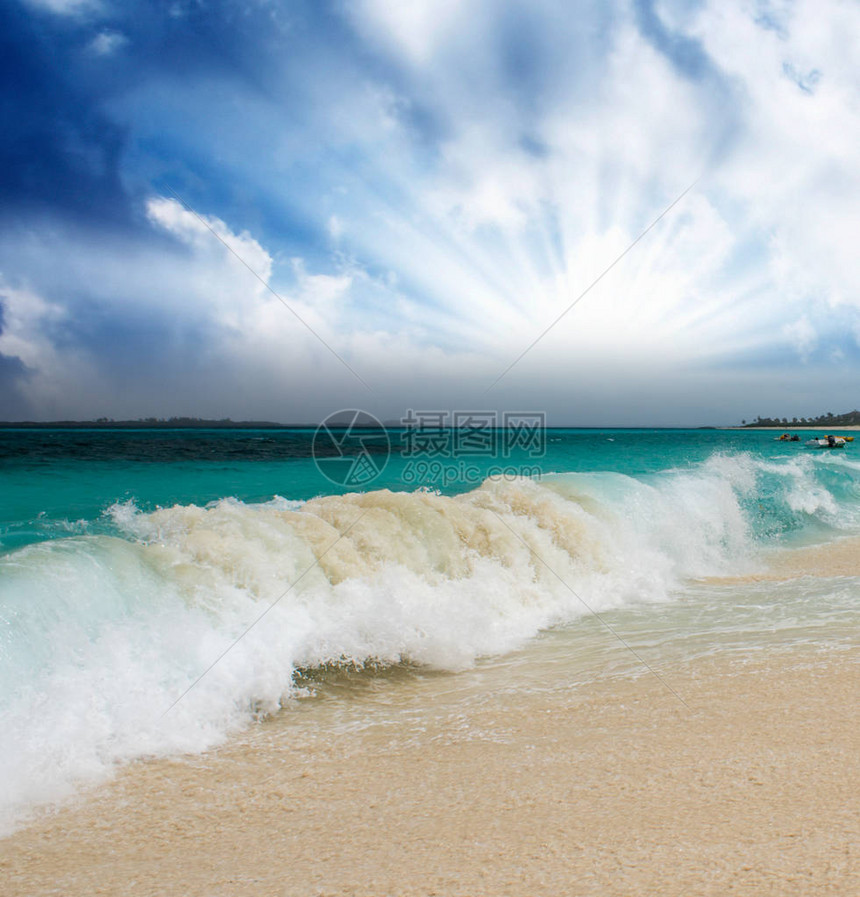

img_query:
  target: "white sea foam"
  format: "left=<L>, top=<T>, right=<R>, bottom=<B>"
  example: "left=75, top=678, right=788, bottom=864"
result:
left=0, top=453, right=855, bottom=832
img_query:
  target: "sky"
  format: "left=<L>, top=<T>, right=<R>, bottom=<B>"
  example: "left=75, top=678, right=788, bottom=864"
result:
left=1, top=0, right=860, bottom=426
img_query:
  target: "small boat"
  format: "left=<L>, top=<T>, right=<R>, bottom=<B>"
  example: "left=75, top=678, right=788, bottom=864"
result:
left=806, top=435, right=846, bottom=448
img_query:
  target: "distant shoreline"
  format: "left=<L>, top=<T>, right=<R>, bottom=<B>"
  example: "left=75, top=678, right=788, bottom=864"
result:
left=2, top=421, right=860, bottom=431
left=0, top=422, right=741, bottom=430
left=0, top=421, right=311, bottom=430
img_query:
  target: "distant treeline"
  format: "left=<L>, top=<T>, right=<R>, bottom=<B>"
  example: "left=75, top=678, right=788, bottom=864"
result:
left=743, top=410, right=860, bottom=428
left=0, top=417, right=299, bottom=429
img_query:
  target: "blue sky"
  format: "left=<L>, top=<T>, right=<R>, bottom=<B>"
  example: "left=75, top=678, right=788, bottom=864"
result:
left=1, top=0, right=859, bottom=425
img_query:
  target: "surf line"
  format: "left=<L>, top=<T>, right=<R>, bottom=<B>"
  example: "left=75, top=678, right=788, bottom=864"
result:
left=159, top=509, right=371, bottom=719
left=487, top=508, right=692, bottom=711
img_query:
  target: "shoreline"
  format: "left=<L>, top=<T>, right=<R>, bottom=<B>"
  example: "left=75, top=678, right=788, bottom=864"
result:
left=699, top=533, right=860, bottom=582
left=2, top=646, right=857, bottom=896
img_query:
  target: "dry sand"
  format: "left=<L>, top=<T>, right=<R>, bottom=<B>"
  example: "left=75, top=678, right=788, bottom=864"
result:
left=1, top=647, right=857, bottom=897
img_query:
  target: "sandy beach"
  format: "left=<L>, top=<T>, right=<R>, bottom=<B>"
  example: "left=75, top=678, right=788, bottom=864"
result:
left=1, top=643, right=857, bottom=897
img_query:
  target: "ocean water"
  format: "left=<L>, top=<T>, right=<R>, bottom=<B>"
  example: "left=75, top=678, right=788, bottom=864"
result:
left=1, top=427, right=859, bottom=833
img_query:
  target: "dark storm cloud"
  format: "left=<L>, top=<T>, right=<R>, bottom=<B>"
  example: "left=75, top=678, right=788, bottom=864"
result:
left=0, top=0, right=326, bottom=229
left=0, top=1, right=132, bottom=224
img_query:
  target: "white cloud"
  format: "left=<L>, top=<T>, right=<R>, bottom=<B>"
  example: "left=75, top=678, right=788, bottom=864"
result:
left=327, top=215, right=344, bottom=240
left=348, top=0, right=469, bottom=65
left=689, top=0, right=860, bottom=308
left=146, top=197, right=273, bottom=286
left=782, top=315, right=817, bottom=361
left=87, top=30, right=128, bottom=56
left=23, top=0, right=100, bottom=16
left=290, top=259, right=352, bottom=307
left=0, top=283, right=103, bottom=418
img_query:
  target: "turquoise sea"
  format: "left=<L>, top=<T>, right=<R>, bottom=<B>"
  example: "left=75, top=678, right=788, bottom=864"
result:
left=1, top=426, right=859, bottom=832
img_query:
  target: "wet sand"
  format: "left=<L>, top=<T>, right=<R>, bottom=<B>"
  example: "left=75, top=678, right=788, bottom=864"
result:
left=766, top=536, right=860, bottom=579
left=1, top=647, right=857, bottom=897
left=698, top=535, right=860, bottom=584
